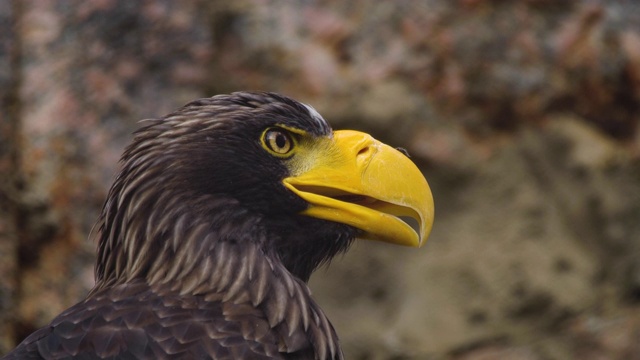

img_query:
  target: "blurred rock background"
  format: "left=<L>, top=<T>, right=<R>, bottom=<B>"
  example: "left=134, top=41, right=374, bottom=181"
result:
left=1, top=0, right=640, bottom=359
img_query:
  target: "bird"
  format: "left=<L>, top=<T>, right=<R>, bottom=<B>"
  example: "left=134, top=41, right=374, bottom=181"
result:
left=3, top=91, right=434, bottom=359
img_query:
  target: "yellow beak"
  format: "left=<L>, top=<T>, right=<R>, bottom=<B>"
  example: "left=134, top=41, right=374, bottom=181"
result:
left=283, top=130, right=434, bottom=247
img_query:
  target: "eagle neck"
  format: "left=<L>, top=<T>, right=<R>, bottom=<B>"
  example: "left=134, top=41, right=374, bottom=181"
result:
left=94, top=196, right=343, bottom=359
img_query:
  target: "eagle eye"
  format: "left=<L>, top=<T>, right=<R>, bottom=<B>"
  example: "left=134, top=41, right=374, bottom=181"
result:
left=262, top=128, right=294, bottom=157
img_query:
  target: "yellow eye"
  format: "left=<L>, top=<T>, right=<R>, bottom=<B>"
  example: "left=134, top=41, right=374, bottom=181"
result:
left=262, top=128, right=294, bottom=156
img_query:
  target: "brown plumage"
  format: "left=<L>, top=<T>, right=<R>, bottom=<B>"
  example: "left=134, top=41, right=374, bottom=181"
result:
left=3, top=92, right=433, bottom=359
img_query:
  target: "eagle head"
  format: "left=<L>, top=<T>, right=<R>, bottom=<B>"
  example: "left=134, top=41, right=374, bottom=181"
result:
left=94, top=91, right=434, bottom=287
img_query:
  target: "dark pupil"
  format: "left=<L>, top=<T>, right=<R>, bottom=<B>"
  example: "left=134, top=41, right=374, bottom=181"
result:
left=275, top=133, right=287, bottom=149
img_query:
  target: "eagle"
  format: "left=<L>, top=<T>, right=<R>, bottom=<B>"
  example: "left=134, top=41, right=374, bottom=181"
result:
left=3, top=92, right=434, bottom=359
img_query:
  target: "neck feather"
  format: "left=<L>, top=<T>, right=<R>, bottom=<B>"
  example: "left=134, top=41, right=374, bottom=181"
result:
left=92, top=194, right=343, bottom=358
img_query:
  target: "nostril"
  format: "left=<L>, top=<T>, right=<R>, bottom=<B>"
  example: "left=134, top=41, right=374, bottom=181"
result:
left=357, top=146, right=370, bottom=157
left=355, top=137, right=378, bottom=164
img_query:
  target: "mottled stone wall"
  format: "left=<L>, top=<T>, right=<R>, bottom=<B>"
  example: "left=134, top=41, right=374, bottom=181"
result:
left=0, top=0, right=19, bottom=352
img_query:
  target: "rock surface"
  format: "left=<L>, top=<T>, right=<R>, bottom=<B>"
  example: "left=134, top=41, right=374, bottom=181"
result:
left=2, top=1, right=640, bottom=359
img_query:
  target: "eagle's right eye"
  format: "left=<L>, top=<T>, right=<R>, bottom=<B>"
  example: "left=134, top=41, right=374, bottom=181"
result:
left=262, top=128, right=295, bottom=157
